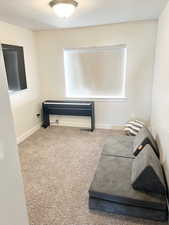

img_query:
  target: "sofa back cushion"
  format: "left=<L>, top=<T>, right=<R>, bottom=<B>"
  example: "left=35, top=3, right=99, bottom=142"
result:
left=131, top=144, right=166, bottom=195
left=133, top=127, right=159, bottom=158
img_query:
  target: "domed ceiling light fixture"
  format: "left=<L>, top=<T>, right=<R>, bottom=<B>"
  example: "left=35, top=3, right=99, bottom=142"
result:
left=49, top=0, right=78, bottom=18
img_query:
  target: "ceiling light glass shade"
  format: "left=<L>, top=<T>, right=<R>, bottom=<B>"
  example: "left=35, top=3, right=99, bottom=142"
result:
left=49, top=0, right=78, bottom=18
left=53, top=3, right=75, bottom=18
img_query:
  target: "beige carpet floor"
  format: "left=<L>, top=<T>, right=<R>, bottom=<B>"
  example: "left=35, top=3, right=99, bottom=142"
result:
left=19, top=127, right=166, bottom=225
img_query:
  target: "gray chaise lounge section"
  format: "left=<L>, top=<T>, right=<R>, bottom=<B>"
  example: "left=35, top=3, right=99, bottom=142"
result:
left=89, top=155, right=167, bottom=221
left=89, top=127, right=168, bottom=221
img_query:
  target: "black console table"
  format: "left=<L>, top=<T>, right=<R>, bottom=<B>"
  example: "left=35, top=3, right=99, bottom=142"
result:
left=42, top=100, right=95, bottom=131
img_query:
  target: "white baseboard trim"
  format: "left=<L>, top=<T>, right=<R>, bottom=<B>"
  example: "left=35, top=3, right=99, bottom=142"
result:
left=96, top=123, right=124, bottom=130
left=51, top=120, right=123, bottom=130
left=17, top=121, right=123, bottom=144
left=17, top=123, right=41, bottom=144
left=51, top=121, right=89, bottom=128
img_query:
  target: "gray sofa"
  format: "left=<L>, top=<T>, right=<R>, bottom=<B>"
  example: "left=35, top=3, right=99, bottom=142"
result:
left=89, top=127, right=168, bottom=221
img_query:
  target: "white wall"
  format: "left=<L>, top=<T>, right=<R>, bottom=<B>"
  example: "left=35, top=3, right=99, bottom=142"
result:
left=0, top=21, right=41, bottom=142
left=36, top=20, right=157, bottom=128
left=151, top=2, right=169, bottom=182
left=0, top=45, right=29, bottom=225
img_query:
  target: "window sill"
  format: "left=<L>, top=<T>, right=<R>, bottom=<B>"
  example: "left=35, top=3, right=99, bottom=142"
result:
left=65, top=96, right=128, bottom=102
left=8, top=88, right=30, bottom=96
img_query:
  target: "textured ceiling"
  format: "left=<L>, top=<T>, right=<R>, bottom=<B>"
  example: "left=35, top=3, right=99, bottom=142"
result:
left=0, top=0, right=167, bottom=30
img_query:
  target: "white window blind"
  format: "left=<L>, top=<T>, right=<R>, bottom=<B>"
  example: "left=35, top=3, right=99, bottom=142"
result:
left=64, top=45, right=127, bottom=99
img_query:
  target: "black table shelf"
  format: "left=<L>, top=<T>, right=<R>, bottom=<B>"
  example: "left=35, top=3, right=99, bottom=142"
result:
left=42, top=100, right=95, bottom=131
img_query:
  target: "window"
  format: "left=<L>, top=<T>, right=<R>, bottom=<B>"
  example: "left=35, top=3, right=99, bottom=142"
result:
left=2, top=44, right=27, bottom=92
left=64, top=45, right=127, bottom=99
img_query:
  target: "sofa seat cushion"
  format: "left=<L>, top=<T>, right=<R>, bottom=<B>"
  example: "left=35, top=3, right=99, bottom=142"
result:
left=89, top=155, right=167, bottom=211
left=133, top=127, right=159, bottom=157
left=102, top=135, right=134, bottom=158
left=131, top=145, right=166, bottom=195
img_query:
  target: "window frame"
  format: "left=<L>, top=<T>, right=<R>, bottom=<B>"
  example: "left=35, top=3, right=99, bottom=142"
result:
left=63, top=45, right=128, bottom=101
left=2, top=43, right=28, bottom=93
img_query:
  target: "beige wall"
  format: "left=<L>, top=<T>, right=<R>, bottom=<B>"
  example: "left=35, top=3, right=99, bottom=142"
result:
left=36, top=20, right=157, bottom=128
left=151, top=2, right=169, bottom=182
left=0, top=20, right=158, bottom=139
left=0, top=21, right=41, bottom=142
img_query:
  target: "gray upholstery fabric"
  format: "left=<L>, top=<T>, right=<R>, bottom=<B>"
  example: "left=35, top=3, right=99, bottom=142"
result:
left=89, top=155, right=167, bottom=210
left=133, top=127, right=159, bottom=157
left=102, top=135, right=134, bottom=158
left=89, top=197, right=168, bottom=222
left=131, top=145, right=166, bottom=195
